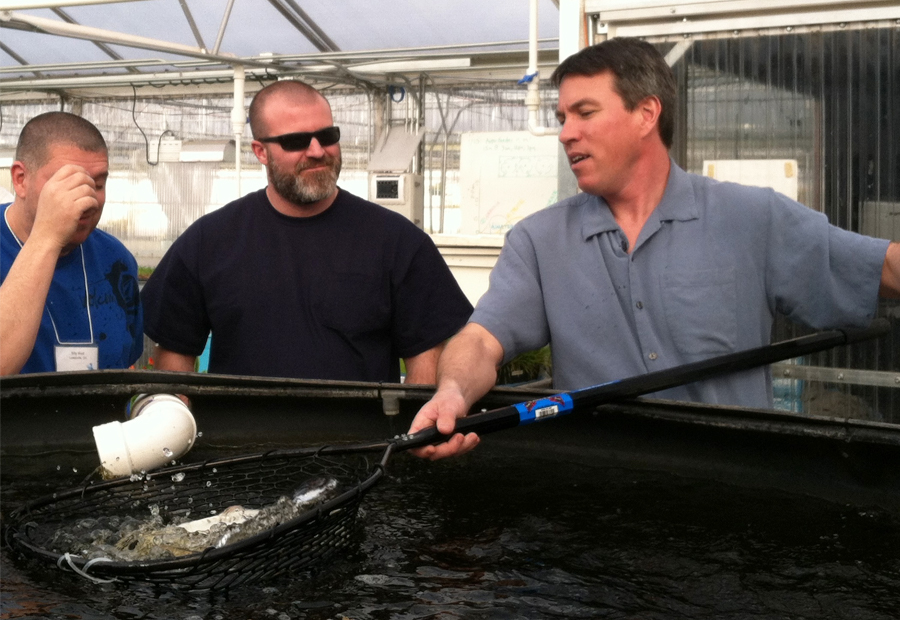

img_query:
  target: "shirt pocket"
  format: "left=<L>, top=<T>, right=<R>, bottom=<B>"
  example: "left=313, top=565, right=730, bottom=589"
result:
left=661, top=268, right=737, bottom=357
left=316, top=270, right=391, bottom=336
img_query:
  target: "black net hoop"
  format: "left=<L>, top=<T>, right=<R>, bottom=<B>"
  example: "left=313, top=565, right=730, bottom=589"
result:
left=3, top=442, right=393, bottom=591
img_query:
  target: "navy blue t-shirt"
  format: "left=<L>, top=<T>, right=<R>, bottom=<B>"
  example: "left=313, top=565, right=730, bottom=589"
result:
left=141, top=189, right=472, bottom=381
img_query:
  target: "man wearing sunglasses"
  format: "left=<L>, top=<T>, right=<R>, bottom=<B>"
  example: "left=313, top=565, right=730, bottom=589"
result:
left=141, top=80, right=473, bottom=382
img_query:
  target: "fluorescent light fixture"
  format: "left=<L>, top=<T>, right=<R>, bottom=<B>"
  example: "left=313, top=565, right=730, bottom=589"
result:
left=349, top=57, right=471, bottom=74
left=179, top=140, right=235, bottom=163
left=155, top=139, right=235, bottom=163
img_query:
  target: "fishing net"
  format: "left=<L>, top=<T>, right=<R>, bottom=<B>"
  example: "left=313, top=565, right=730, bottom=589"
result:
left=3, top=443, right=391, bottom=591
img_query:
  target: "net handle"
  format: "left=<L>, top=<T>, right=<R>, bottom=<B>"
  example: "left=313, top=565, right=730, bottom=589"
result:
left=398, top=319, right=890, bottom=451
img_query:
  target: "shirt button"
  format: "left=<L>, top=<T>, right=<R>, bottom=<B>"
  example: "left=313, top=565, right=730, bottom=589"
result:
left=648, top=352, right=658, bottom=360
left=636, top=301, right=643, bottom=309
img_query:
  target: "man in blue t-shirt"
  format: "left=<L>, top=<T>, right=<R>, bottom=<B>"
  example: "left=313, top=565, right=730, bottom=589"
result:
left=1, top=112, right=143, bottom=375
left=407, top=37, right=900, bottom=460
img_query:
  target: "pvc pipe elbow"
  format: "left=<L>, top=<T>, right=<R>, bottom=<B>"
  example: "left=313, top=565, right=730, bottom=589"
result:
left=93, top=394, right=197, bottom=479
left=527, top=115, right=560, bottom=137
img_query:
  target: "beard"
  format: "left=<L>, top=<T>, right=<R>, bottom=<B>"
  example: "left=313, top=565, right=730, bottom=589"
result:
left=268, top=151, right=342, bottom=205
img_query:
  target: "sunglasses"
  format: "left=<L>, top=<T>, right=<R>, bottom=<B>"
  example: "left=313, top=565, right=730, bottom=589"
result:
left=257, top=126, right=341, bottom=151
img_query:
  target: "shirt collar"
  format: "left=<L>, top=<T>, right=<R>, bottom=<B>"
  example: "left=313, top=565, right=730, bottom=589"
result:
left=580, top=159, right=698, bottom=241
left=580, top=194, right=619, bottom=240
left=655, top=160, right=698, bottom=223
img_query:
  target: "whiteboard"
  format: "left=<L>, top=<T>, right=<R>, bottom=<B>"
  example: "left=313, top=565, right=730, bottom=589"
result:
left=459, top=131, right=559, bottom=235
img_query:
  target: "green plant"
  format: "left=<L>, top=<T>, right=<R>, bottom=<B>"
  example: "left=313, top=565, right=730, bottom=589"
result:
left=497, top=347, right=551, bottom=385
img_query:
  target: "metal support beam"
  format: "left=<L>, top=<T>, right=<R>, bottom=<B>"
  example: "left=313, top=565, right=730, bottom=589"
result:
left=3, top=0, right=142, bottom=7
left=0, top=58, right=167, bottom=74
left=212, top=0, right=236, bottom=55
left=0, top=40, right=41, bottom=77
left=0, top=40, right=560, bottom=99
left=281, top=0, right=340, bottom=51
left=585, top=1, right=900, bottom=40
left=266, top=0, right=340, bottom=53
left=177, top=0, right=207, bottom=51
left=50, top=7, right=142, bottom=73
left=0, top=10, right=235, bottom=63
left=772, top=363, right=900, bottom=389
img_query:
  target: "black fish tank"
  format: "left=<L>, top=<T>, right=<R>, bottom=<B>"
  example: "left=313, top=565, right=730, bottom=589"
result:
left=2, top=372, right=899, bottom=619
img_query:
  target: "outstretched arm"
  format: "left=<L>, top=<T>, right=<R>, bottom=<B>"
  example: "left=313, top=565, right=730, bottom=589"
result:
left=880, top=243, right=900, bottom=299
left=407, top=322, right=505, bottom=460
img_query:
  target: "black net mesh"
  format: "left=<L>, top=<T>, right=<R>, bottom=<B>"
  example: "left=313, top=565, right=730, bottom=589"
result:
left=3, top=445, right=387, bottom=591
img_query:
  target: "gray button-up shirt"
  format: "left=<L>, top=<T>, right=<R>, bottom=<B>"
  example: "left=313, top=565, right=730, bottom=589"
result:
left=471, top=162, right=888, bottom=409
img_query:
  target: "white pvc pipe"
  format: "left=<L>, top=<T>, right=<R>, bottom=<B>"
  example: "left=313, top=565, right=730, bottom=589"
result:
left=93, top=394, right=197, bottom=478
left=232, top=64, right=246, bottom=199
left=526, top=0, right=558, bottom=137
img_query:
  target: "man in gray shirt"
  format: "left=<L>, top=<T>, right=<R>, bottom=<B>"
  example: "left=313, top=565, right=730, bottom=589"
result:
left=409, top=37, right=900, bottom=460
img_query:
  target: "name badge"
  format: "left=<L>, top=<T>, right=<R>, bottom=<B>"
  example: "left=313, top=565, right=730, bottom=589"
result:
left=55, top=345, right=100, bottom=372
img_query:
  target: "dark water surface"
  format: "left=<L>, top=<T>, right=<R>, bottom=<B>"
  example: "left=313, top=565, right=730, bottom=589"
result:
left=2, top=448, right=899, bottom=620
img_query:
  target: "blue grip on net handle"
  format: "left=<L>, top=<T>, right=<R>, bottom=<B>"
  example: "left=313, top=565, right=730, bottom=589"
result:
left=398, top=319, right=889, bottom=452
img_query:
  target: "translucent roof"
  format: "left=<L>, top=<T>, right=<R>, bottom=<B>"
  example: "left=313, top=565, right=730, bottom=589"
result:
left=1, top=0, right=561, bottom=92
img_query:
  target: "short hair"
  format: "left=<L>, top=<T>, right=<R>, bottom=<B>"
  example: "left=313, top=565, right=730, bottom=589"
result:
left=551, top=38, right=677, bottom=148
left=248, top=80, right=330, bottom=139
left=15, top=112, right=107, bottom=169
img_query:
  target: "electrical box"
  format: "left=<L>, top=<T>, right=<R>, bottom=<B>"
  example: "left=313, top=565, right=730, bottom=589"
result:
left=367, top=127, right=425, bottom=229
left=369, top=173, right=424, bottom=228
left=157, top=136, right=183, bottom=163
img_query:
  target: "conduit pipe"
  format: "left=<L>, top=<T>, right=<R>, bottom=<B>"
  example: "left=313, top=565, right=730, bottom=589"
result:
left=232, top=64, right=246, bottom=198
left=439, top=100, right=475, bottom=233
left=525, top=0, right=558, bottom=137
left=93, top=394, right=197, bottom=478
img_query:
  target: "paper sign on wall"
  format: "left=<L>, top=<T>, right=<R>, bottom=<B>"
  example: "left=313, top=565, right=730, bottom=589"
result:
left=703, top=159, right=799, bottom=201
left=459, top=131, right=559, bottom=235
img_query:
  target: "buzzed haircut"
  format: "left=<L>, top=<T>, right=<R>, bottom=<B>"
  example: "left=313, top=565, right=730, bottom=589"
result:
left=16, top=112, right=107, bottom=169
left=551, top=38, right=677, bottom=148
left=248, top=80, right=329, bottom=139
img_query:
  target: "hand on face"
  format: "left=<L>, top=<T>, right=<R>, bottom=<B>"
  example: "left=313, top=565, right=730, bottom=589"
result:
left=31, top=163, right=102, bottom=253
left=407, top=387, right=480, bottom=461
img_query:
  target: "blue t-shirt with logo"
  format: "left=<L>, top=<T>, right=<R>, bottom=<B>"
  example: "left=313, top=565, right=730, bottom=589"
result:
left=1, top=203, right=143, bottom=373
